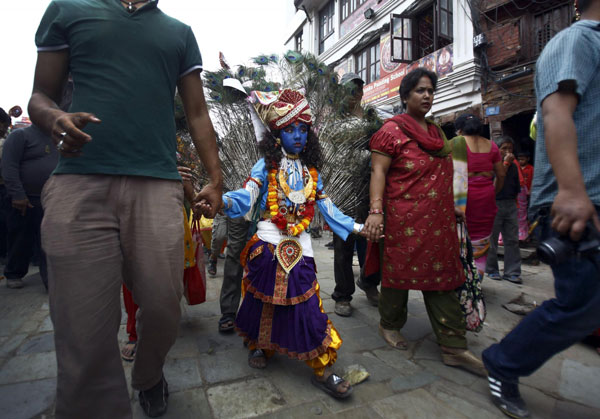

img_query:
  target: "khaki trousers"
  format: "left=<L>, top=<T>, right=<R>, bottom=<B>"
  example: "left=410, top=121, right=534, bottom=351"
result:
left=42, top=174, right=184, bottom=419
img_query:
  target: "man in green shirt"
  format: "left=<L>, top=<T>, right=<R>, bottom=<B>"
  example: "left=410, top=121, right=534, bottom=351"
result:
left=29, top=1, right=222, bottom=417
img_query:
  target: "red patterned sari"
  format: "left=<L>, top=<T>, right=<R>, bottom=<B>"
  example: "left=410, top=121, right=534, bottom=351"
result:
left=365, top=114, right=465, bottom=291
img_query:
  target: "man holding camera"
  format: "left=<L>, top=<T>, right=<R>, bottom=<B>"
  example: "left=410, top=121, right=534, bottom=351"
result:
left=481, top=1, right=600, bottom=418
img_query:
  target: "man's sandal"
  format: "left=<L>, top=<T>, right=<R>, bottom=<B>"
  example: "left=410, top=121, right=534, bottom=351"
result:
left=248, top=349, right=267, bottom=369
left=311, top=374, right=353, bottom=399
left=121, top=341, right=137, bottom=362
left=379, top=325, right=408, bottom=350
left=218, top=318, right=235, bottom=334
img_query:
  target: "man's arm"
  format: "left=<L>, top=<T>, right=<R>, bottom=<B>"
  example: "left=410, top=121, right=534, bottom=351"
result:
left=28, top=50, right=100, bottom=156
left=177, top=71, right=222, bottom=218
left=543, top=89, right=600, bottom=240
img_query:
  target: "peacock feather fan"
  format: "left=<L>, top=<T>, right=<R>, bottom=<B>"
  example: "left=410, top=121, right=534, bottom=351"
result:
left=177, top=51, right=386, bottom=224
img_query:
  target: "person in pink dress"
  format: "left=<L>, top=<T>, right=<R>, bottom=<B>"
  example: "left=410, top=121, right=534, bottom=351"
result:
left=453, top=114, right=505, bottom=275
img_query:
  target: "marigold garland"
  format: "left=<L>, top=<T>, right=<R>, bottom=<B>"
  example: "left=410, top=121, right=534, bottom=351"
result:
left=267, top=166, right=318, bottom=236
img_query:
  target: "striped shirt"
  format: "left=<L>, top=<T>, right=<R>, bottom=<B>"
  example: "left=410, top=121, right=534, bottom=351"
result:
left=530, top=20, right=600, bottom=213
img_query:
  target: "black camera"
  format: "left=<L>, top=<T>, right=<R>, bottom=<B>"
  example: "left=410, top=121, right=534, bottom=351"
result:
left=537, top=223, right=600, bottom=265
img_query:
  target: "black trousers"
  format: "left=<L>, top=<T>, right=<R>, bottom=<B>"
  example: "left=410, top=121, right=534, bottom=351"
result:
left=219, top=217, right=250, bottom=319
left=0, top=185, right=10, bottom=259
left=4, top=195, right=47, bottom=287
left=332, top=233, right=380, bottom=302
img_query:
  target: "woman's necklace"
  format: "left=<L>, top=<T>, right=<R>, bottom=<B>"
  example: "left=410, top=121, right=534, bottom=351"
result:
left=120, top=0, right=149, bottom=13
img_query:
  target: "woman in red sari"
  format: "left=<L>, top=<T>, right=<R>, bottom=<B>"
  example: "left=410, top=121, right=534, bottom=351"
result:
left=363, top=68, right=485, bottom=376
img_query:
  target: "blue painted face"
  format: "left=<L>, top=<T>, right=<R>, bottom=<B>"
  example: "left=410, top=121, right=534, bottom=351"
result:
left=280, top=122, right=308, bottom=155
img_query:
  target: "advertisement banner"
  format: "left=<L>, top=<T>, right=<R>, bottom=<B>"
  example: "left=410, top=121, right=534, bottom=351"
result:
left=334, top=58, right=354, bottom=80
left=340, top=0, right=390, bottom=37
left=362, top=38, right=454, bottom=105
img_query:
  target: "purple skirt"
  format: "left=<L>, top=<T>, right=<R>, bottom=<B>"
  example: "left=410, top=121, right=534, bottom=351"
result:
left=235, top=240, right=333, bottom=360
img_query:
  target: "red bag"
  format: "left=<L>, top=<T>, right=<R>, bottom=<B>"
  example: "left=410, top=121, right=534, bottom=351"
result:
left=183, top=218, right=207, bottom=305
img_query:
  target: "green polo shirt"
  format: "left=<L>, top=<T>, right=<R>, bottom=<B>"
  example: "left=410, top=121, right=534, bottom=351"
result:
left=35, top=0, right=203, bottom=179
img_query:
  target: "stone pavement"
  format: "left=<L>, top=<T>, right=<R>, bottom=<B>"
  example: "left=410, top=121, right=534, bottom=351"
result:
left=1, top=236, right=599, bottom=419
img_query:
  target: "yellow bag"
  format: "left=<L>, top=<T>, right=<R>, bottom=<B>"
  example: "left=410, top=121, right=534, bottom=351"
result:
left=198, top=215, right=214, bottom=250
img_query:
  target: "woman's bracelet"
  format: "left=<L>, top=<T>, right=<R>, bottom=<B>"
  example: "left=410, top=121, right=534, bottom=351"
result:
left=368, top=208, right=384, bottom=215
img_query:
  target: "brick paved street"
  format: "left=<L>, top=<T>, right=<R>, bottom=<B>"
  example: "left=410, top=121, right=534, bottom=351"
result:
left=1, top=236, right=599, bottom=418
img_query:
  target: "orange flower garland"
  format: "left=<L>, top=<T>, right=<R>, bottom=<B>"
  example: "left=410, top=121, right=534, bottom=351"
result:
left=267, top=166, right=318, bottom=236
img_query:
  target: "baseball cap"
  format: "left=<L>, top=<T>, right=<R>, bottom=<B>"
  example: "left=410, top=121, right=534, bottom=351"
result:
left=340, top=72, right=364, bottom=86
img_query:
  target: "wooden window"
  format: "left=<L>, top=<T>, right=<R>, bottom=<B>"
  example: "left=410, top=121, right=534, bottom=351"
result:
left=390, top=15, right=413, bottom=63
left=355, top=42, right=380, bottom=84
left=437, top=0, right=453, bottom=40
left=369, top=43, right=381, bottom=83
left=390, top=1, right=453, bottom=64
left=341, top=0, right=368, bottom=21
left=356, top=49, right=368, bottom=84
left=531, top=3, right=571, bottom=57
left=341, top=0, right=352, bottom=21
left=319, top=0, right=336, bottom=54
left=295, top=31, right=303, bottom=52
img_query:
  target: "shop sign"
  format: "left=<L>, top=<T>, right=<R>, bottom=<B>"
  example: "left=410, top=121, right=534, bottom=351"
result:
left=485, top=106, right=501, bottom=116
left=362, top=36, right=453, bottom=105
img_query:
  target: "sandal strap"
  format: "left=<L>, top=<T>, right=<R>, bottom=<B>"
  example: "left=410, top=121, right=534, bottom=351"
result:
left=219, top=316, right=235, bottom=324
left=249, top=349, right=265, bottom=358
left=327, top=373, right=345, bottom=387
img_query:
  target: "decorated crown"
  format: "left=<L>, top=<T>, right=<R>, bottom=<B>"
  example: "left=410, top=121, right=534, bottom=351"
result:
left=250, top=88, right=313, bottom=131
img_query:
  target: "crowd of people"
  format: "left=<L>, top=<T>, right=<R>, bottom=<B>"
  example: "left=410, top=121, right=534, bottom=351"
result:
left=1, top=0, right=599, bottom=419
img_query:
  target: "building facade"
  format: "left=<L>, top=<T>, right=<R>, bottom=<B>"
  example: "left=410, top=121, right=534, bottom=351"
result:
left=285, top=0, right=483, bottom=128
left=476, top=0, right=575, bottom=153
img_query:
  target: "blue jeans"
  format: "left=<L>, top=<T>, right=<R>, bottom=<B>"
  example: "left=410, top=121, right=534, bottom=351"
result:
left=482, top=209, right=600, bottom=383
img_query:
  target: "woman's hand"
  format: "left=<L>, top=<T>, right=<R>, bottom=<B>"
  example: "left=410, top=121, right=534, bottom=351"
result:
left=454, top=207, right=465, bottom=223
left=363, top=213, right=384, bottom=242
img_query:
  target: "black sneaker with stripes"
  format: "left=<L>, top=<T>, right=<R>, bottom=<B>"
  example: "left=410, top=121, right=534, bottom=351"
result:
left=139, top=375, right=169, bottom=417
left=487, top=375, right=530, bottom=418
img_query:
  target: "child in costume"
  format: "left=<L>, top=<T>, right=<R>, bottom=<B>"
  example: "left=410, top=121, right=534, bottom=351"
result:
left=220, top=88, right=368, bottom=399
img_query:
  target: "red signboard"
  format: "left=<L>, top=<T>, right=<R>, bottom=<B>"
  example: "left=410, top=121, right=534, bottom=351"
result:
left=362, top=36, right=454, bottom=105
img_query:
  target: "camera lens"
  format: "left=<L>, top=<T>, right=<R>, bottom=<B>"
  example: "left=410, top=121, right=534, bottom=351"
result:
left=537, top=242, right=558, bottom=265
left=537, top=237, right=574, bottom=265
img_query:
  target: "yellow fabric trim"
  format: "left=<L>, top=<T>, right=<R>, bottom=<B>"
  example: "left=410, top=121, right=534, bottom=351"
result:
left=304, top=282, right=342, bottom=375
left=183, top=208, right=196, bottom=268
